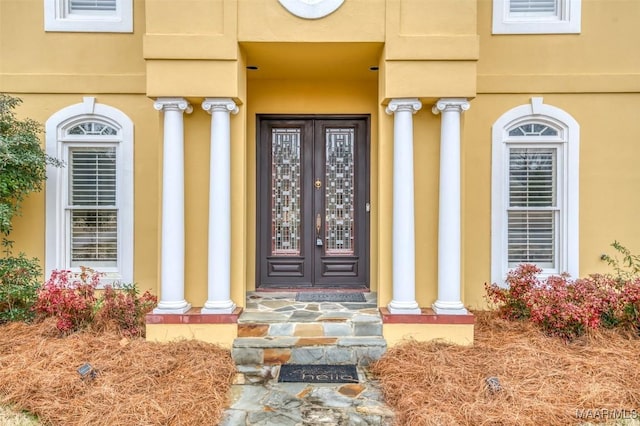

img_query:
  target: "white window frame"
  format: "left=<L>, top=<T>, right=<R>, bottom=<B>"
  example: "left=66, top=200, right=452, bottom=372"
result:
left=46, top=97, right=134, bottom=285
left=492, top=0, right=581, bottom=34
left=491, top=97, right=579, bottom=286
left=44, top=0, right=133, bottom=33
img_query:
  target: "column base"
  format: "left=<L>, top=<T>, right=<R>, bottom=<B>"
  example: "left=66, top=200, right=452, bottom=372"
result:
left=387, top=299, right=421, bottom=315
left=153, top=301, right=192, bottom=314
left=201, top=300, right=237, bottom=315
left=432, top=300, right=468, bottom=315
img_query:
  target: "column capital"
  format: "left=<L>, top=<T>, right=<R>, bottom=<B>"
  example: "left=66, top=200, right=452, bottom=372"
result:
left=432, top=98, right=470, bottom=115
left=202, top=98, right=239, bottom=115
left=385, top=98, right=422, bottom=115
left=153, top=97, right=193, bottom=114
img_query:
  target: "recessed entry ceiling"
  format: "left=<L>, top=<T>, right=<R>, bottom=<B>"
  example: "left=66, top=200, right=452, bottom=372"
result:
left=241, top=42, right=383, bottom=81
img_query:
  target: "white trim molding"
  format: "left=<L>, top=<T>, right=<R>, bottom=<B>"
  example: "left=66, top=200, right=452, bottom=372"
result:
left=278, top=0, right=344, bottom=19
left=44, top=0, right=133, bottom=33
left=491, top=97, right=580, bottom=286
left=492, top=0, right=581, bottom=34
left=45, top=97, right=134, bottom=285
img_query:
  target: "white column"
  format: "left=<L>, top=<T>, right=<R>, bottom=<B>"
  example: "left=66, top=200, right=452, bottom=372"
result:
left=432, top=98, right=470, bottom=315
left=385, top=98, right=422, bottom=315
left=201, top=98, right=239, bottom=314
left=153, top=98, right=192, bottom=314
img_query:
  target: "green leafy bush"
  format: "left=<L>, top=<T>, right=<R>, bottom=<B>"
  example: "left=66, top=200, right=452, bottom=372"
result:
left=0, top=94, right=61, bottom=236
left=600, top=240, right=640, bottom=283
left=0, top=94, right=61, bottom=324
left=0, top=249, right=41, bottom=323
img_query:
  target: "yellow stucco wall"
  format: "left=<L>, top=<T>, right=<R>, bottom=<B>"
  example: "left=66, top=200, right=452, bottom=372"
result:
left=0, top=0, right=145, bottom=94
left=238, top=0, right=385, bottom=42
left=146, top=323, right=237, bottom=348
left=1, top=0, right=639, bottom=312
left=476, top=0, right=640, bottom=94
left=383, top=323, right=474, bottom=347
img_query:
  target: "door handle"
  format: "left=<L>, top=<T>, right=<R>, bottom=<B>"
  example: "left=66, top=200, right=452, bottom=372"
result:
left=315, top=213, right=323, bottom=246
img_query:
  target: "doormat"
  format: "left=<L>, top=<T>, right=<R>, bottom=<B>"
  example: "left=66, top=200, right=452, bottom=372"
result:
left=278, top=364, right=359, bottom=383
left=295, top=293, right=366, bottom=303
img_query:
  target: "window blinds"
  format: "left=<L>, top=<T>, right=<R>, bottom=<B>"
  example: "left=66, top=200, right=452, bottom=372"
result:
left=70, top=148, right=117, bottom=266
left=69, top=0, right=117, bottom=12
left=507, top=148, right=557, bottom=267
left=509, top=0, right=557, bottom=15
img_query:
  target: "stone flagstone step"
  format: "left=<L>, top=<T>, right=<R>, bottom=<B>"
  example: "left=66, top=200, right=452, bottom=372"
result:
left=238, top=315, right=383, bottom=338
left=233, top=336, right=387, bottom=368
left=232, top=292, right=387, bottom=383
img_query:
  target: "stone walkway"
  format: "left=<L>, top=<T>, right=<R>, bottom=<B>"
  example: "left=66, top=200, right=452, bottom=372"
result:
left=221, top=292, right=396, bottom=425
left=220, top=367, right=395, bottom=425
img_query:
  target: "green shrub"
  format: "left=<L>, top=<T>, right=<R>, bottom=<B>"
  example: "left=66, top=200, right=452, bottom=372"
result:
left=0, top=251, right=41, bottom=323
left=0, top=94, right=61, bottom=236
left=600, top=240, right=640, bottom=283
left=0, top=94, right=61, bottom=324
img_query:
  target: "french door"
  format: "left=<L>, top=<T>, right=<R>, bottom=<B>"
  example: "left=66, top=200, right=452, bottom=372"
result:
left=257, top=116, right=370, bottom=289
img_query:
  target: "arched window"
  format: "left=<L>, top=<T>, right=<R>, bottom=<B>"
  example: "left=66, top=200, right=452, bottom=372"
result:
left=46, top=97, right=133, bottom=284
left=491, top=97, right=579, bottom=285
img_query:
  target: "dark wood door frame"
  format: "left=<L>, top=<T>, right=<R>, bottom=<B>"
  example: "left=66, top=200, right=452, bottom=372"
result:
left=256, top=114, right=370, bottom=290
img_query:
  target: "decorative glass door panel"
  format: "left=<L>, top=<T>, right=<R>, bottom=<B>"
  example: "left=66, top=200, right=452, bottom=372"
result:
left=258, top=117, right=369, bottom=289
left=271, top=129, right=301, bottom=256
left=324, top=128, right=355, bottom=255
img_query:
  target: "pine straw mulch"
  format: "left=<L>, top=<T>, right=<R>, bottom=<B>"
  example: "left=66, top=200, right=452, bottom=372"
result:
left=370, top=311, right=640, bottom=426
left=0, top=319, right=235, bottom=426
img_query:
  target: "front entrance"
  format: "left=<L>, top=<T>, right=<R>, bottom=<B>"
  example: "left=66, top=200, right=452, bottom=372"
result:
left=257, top=116, right=370, bottom=289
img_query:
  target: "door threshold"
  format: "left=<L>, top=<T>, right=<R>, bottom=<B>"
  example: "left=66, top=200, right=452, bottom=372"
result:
left=256, top=287, right=370, bottom=293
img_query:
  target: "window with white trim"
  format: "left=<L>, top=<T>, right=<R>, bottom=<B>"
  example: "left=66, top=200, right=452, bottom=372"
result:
left=46, top=98, right=133, bottom=284
left=492, top=0, right=581, bottom=34
left=44, top=0, right=133, bottom=33
left=491, top=98, right=579, bottom=286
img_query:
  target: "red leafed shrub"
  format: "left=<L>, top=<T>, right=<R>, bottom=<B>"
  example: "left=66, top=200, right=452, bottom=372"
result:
left=485, top=263, right=541, bottom=321
left=94, top=284, right=157, bottom=337
left=33, top=268, right=157, bottom=337
left=527, top=274, right=620, bottom=339
left=33, top=268, right=99, bottom=334
left=485, top=264, right=633, bottom=340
